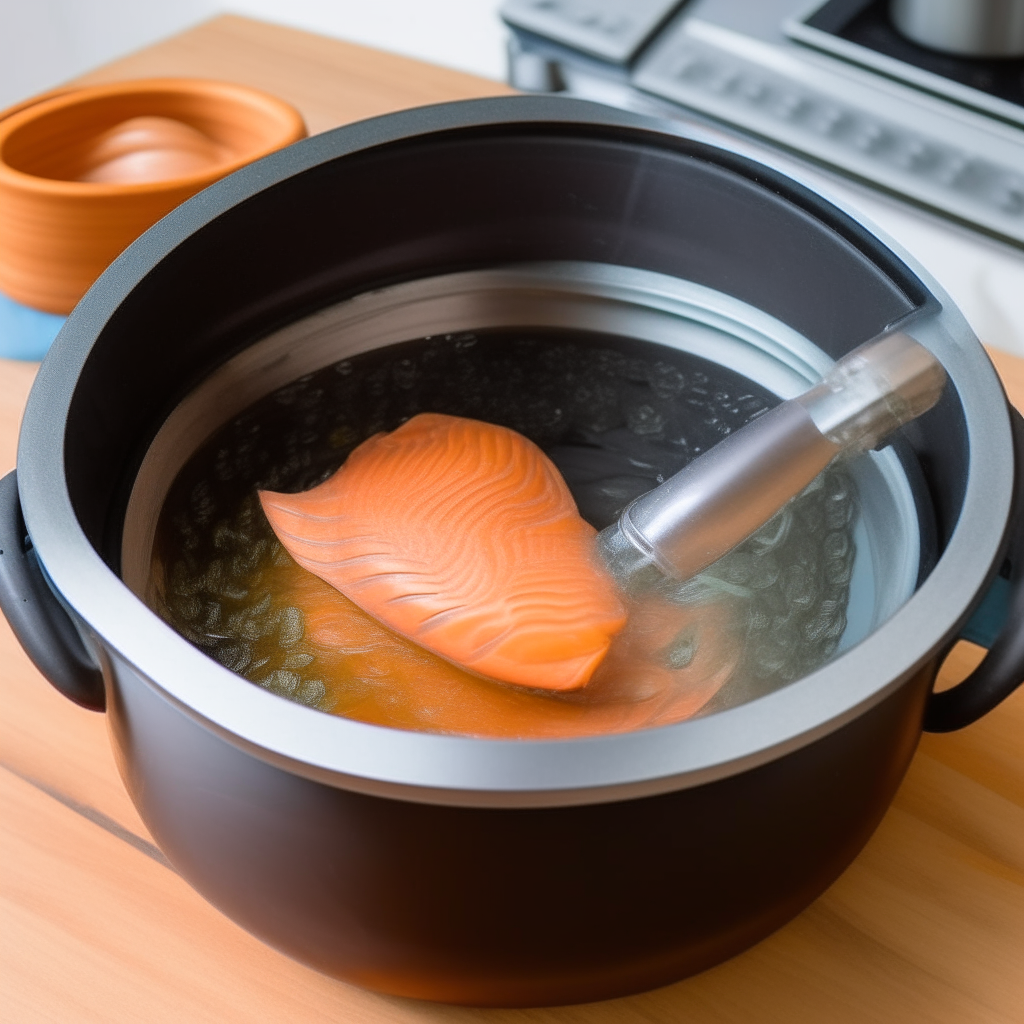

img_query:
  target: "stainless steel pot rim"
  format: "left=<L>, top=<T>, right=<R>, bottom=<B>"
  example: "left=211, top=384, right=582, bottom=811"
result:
left=17, top=96, right=1015, bottom=808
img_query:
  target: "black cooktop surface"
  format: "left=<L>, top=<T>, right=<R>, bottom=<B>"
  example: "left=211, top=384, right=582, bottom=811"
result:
left=802, top=0, right=1024, bottom=109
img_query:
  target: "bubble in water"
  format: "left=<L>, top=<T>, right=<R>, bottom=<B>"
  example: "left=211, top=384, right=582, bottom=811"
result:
left=649, top=362, right=687, bottom=399
left=296, top=679, right=327, bottom=706
left=201, top=601, right=222, bottom=630
left=171, top=593, right=202, bottom=621
left=393, top=358, right=418, bottom=389
left=262, top=669, right=300, bottom=696
left=278, top=606, right=304, bottom=647
left=626, top=404, right=665, bottom=436
left=661, top=630, right=697, bottom=670
left=218, top=642, right=253, bottom=673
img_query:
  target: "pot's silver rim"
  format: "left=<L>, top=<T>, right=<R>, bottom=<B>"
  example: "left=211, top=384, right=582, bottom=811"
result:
left=17, top=96, right=1014, bottom=808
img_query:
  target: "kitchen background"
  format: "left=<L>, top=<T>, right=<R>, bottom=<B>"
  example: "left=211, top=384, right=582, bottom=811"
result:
left=0, top=0, right=509, bottom=105
left=1, top=0, right=1022, bottom=358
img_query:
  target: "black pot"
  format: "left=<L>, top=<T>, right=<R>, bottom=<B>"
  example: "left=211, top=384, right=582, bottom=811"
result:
left=1, top=97, right=1022, bottom=1007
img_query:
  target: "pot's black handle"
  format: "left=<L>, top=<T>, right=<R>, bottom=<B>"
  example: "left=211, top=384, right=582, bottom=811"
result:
left=0, top=470, right=105, bottom=711
left=925, top=405, right=1024, bottom=732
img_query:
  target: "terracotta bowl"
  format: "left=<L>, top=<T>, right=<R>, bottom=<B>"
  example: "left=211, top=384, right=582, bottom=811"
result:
left=0, top=78, right=307, bottom=315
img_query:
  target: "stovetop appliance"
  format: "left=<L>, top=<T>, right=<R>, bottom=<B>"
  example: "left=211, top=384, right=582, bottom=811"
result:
left=502, top=0, right=1024, bottom=249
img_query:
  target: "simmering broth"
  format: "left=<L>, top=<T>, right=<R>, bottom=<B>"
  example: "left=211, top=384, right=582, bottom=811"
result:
left=150, top=328, right=856, bottom=736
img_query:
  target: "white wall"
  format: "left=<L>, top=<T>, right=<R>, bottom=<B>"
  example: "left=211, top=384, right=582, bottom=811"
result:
left=0, top=0, right=217, bottom=107
left=226, top=0, right=507, bottom=82
left=0, top=0, right=508, bottom=109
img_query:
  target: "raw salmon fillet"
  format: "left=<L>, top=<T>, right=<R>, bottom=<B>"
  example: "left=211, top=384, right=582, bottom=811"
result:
left=259, top=413, right=627, bottom=690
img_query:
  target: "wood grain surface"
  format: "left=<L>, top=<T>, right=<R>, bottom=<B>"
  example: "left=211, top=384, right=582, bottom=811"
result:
left=1, top=16, right=1022, bottom=1023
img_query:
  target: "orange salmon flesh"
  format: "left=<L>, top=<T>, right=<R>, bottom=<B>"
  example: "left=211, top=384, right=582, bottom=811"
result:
left=260, top=413, right=628, bottom=691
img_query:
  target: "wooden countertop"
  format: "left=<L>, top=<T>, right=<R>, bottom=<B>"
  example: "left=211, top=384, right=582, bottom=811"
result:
left=1, top=16, right=1022, bottom=1023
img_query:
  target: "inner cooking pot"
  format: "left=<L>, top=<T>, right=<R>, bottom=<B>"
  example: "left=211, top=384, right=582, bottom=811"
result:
left=121, top=263, right=926, bottom=724
left=3, top=97, right=1022, bottom=1006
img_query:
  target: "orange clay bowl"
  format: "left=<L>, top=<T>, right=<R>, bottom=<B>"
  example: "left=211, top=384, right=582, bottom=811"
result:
left=0, top=78, right=306, bottom=314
